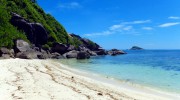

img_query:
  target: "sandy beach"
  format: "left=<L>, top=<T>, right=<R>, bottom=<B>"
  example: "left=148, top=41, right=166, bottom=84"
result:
left=0, top=59, right=179, bottom=100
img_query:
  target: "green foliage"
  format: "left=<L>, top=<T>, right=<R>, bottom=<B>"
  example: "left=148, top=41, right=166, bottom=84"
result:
left=88, top=40, right=97, bottom=48
left=42, top=44, right=50, bottom=50
left=0, top=1, right=28, bottom=48
left=72, top=37, right=83, bottom=48
left=0, top=0, right=74, bottom=48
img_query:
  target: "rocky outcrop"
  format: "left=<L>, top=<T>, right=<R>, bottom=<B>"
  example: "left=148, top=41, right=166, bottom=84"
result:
left=69, top=34, right=81, bottom=40
left=95, top=50, right=107, bottom=55
left=15, top=49, right=50, bottom=59
left=67, top=45, right=75, bottom=52
left=130, top=46, right=143, bottom=50
left=10, top=12, right=48, bottom=46
left=0, top=47, right=10, bottom=56
left=0, top=48, right=14, bottom=59
left=51, top=52, right=65, bottom=59
left=63, top=50, right=79, bottom=58
left=87, top=50, right=97, bottom=56
left=108, top=49, right=126, bottom=56
left=15, top=51, right=37, bottom=59
left=93, top=48, right=107, bottom=55
left=51, top=42, right=68, bottom=54
left=13, top=39, right=49, bottom=59
left=77, top=51, right=90, bottom=59
left=81, top=38, right=100, bottom=51
left=70, top=34, right=100, bottom=51
left=1, top=13, right=126, bottom=60
left=13, top=39, right=31, bottom=53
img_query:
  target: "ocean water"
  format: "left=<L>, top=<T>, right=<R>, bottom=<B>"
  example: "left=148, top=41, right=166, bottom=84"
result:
left=59, top=50, right=180, bottom=93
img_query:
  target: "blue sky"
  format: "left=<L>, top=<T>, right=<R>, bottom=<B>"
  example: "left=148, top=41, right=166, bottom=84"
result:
left=38, top=0, right=180, bottom=49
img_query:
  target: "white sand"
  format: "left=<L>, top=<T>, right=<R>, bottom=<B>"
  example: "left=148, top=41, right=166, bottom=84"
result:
left=0, top=59, right=180, bottom=100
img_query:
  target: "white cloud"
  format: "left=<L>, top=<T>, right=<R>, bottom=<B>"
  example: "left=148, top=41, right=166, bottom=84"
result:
left=109, top=24, right=133, bottom=31
left=109, top=25, right=123, bottom=31
left=168, top=16, right=180, bottom=20
left=84, top=19, right=151, bottom=37
left=142, top=27, right=153, bottom=30
left=58, top=2, right=81, bottom=9
left=123, top=26, right=133, bottom=31
left=122, top=20, right=151, bottom=24
left=84, top=31, right=114, bottom=37
left=158, top=22, right=180, bottom=28
left=84, top=25, right=134, bottom=37
left=132, top=20, right=151, bottom=24
left=109, top=24, right=133, bottom=32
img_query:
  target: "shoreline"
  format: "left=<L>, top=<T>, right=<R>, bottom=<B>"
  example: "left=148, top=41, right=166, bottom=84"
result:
left=56, top=59, right=180, bottom=94
left=53, top=60, right=180, bottom=99
left=0, top=59, right=180, bottom=100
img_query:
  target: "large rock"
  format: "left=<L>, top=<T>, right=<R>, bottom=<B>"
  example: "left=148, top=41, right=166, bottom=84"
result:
left=13, top=39, right=31, bottom=53
left=37, top=51, right=50, bottom=59
left=78, top=45, right=87, bottom=51
left=63, top=50, right=78, bottom=58
left=30, top=23, right=48, bottom=46
left=77, top=45, right=97, bottom=56
left=13, top=39, right=50, bottom=59
left=67, top=45, right=75, bottom=51
left=0, top=54, right=11, bottom=59
left=77, top=51, right=90, bottom=59
left=51, top=42, right=68, bottom=54
left=0, top=47, right=15, bottom=58
left=95, top=48, right=107, bottom=55
left=0, top=47, right=10, bottom=56
left=87, top=50, right=97, bottom=56
left=10, top=13, right=48, bottom=46
left=15, top=51, right=38, bottom=59
left=108, top=49, right=126, bottom=56
left=15, top=49, right=50, bottom=59
left=51, top=52, right=65, bottom=59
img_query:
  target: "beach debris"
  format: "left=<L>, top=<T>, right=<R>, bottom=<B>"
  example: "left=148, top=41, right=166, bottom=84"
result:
left=97, top=92, right=103, bottom=96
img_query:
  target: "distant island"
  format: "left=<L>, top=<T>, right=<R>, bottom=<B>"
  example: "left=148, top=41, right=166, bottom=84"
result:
left=130, top=46, right=144, bottom=50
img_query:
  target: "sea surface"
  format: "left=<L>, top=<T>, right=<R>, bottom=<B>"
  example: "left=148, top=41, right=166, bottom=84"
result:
left=59, top=50, right=180, bottom=93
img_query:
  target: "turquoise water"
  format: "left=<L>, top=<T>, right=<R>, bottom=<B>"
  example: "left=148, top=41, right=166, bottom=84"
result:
left=59, top=50, right=180, bottom=93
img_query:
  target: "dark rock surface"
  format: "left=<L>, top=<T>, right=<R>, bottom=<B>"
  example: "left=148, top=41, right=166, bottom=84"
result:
left=10, top=12, right=48, bottom=46
left=67, top=45, right=75, bottom=52
left=30, top=23, right=48, bottom=46
left=95, top=49, right=107, bottom=55
left=108, top=49, right=126, bottom=56
left=51, top=42, right=68, bottom=54
left=77, top=51, right=90, bottom=59
left=81, top=38, right=100, bottom=51
left=70, top=34, right=100, bottom=51
left=51, top=52, right=65, bottom=59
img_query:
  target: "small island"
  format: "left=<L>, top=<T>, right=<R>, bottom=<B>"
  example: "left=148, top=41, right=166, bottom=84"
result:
left=130, top=46, right=144, bottom=50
